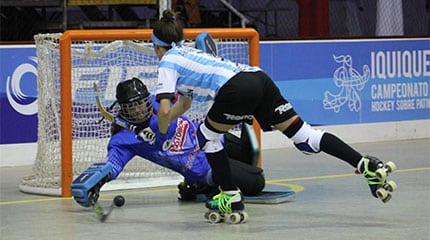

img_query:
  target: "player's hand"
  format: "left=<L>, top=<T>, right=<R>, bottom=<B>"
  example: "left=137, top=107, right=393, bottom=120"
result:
left=71, top=162, right=112, bottom=208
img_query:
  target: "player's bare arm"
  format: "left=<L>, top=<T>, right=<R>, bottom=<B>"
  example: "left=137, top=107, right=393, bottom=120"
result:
left=171, top=95, right=192, bottom=118
left=157, top=99, right=172, bottom=134
left=158, top=96, right=192, bottom=134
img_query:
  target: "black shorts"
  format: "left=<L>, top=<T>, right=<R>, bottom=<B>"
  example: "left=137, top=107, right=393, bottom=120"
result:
left=207, top=71, right=297, bottom=131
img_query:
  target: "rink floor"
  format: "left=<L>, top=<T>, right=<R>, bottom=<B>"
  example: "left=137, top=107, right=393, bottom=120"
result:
left=1, top=139, right=429, bottom=240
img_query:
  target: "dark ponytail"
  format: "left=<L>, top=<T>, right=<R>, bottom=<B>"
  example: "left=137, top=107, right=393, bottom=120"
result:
left=153, top=9, right=184, bottom=48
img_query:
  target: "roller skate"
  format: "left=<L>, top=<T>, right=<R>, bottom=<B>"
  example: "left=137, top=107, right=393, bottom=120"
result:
left=177, top=181, right=219, bottom=202
left=356, top=156, right=397, bottom=203
left=204, top=189, right=248, bottom=224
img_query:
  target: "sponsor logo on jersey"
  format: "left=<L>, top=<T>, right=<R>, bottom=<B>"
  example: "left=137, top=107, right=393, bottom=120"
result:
left=162, top=140, right=172, bottom=151
left=170, top=118, right=189, bottom=152
left=274, top=103, right=292, bottom=115
left=223, top=113, right=253, bottom=121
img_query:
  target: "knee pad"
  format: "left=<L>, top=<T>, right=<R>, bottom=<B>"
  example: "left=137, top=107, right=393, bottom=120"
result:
left=197, top=122, right=224, bottom=153
left=289, top=121, right=325, bottom=155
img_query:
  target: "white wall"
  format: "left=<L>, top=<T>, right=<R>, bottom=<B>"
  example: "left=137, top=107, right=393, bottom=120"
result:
left=1, top=119, right=428, bottom=167
left=261, top=119, right=430, bottom=149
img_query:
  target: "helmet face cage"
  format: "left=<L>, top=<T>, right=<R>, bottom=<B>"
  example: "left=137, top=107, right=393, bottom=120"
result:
left=116, top=77, right=152, bottom=125
left=118, top=94, right=153, bottom=125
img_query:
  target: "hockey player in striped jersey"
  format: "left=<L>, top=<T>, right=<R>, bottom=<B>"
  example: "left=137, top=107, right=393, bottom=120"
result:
left=151, top=9, right=397, bottom=222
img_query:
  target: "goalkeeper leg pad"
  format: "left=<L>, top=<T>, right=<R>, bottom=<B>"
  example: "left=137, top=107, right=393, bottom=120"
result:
left=71, top=162, right=112, bottom=207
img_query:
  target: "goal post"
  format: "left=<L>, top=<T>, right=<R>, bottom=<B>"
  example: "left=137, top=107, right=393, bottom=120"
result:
left=21, top=28, right=261, bottom=197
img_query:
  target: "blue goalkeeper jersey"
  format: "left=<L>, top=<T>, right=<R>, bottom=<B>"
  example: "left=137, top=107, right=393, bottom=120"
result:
left=106, top=114, right=213, bottom=185
left=156, top=45, right=261, bottom=102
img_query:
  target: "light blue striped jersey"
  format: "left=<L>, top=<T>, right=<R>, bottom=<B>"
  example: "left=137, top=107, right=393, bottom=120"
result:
left=156, top=45, right=261, bottom=102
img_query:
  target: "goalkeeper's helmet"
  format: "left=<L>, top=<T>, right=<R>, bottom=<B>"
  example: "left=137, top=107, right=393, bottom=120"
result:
left=116, top=78, right=153, bottom=126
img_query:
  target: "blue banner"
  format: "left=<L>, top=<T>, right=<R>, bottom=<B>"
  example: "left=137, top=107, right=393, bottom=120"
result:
left=260, top=39, right=430, bottom=125
left=0, top=46, right=38, bottom=144
left=1, top=39, right=429, bottom=144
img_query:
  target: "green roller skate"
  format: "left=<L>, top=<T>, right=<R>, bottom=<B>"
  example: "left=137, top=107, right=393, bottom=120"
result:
left=204, top=189, right=248, bottom=224
left=357, top=156, right=397, bottom=203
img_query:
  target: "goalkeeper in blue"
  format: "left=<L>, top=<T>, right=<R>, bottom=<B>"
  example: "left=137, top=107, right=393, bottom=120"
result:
left=151, top=9, right=397, bottom=222
left=71, top=77, right=265, bottom=208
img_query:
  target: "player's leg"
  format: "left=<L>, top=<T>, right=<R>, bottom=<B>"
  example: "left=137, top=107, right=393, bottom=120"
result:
left=223, top=132, right=242, bottom=161
left=276, top=116, right=362, bottom=166
left=178, top=129, right=259, bottom=203
left=223, top=128, right=257, bottom=166
left=199, top=73, right=265, bottom=216
left=71, top=162, right=112, bottom=207
left=277, top=117, right=397, bottom=200
left=254, top=71, right=395, bottom=201
left=197, top=88, right=251, bottom=213
left=249, top=71, right=362, bottom=167
left=229, top=159, right=265, bottom=196
left=196, top=119, right=245, bottom=213
left=217, top=131, right=264, bottom=195
left=177, top=160, right=265, bottom=202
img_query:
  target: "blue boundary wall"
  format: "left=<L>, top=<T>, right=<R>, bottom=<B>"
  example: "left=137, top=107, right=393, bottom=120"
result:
left=1, top=39, right=429, bottom=146
left=0, top=45, right=38, bottom=144
left=260, top=39, right=429, bottom=126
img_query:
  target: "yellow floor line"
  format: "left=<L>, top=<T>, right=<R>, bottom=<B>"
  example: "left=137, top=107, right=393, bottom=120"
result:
left=1, top=167, right=428, bottom=205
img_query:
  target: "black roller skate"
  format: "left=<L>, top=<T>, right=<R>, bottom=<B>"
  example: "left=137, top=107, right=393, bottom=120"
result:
left=177, top=181, right=219, bottom=202
left=204, top=189, right=248, bottom=224
left=177, top=182, right=199, bottom=201
left=356, top=156, right=397, bottom=203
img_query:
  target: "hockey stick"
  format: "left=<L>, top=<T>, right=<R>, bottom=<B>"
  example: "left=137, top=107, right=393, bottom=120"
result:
left=195, top=32, right=218, bottom=56
left=92, top=200, right=115, bottom=222
left=243, top=123, right=260, bottom=167
left=93, top=82, right=139, bottom=132
left=88, top=174, right=115, bottom=222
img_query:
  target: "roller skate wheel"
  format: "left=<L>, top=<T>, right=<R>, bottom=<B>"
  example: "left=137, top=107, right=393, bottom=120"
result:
left=376, top=187, right=388, bottom=200
left=382, top=193, right=392, bottom=203
left=385, top=180, right=397, bottom=192
left=375, top=168, right=387, bottom=181
left=208, top=212, right=222, bottom=223
left=204, top=211, right=210, bottom=220
left=385, top=161, right=397, bottom=173
left=241, top=212, right=249, bottom=223
left=226, top=213, right=241, bottom=224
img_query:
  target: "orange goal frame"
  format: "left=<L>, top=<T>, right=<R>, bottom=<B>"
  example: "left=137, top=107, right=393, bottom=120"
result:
left=59, top=28, right=261, bottom=197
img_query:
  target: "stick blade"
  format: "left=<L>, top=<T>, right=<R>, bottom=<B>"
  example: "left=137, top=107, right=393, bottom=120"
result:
left=195, top=32, right=218, bottom=56
left=92, top=202, right=114, bottom=222
left=93, top=82, right=115, bottom=122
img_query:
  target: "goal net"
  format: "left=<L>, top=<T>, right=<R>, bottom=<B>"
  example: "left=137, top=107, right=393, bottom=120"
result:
left=20, top=28, right=260, bottom=197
